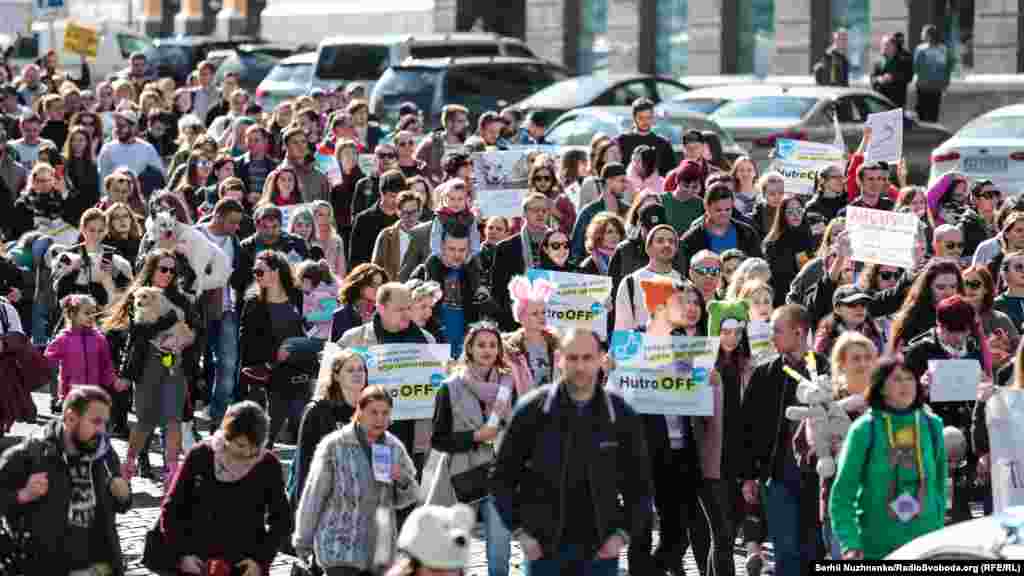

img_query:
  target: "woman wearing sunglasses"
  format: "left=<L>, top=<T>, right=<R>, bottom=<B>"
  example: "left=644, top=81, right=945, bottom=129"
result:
left=536, top=229, right=575, bottom=273
left=763, top=194, right=815, bottom=307
left=529, top=158, right=576, bottom=237
left=962, top=265, right=1018, bottom=370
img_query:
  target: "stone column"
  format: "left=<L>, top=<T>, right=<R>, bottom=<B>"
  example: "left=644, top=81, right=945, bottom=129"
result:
left=774, top=0, right=812, bottom=75
left=526, top=0, right=569, bottom=69
left=606, top=0, right=640, bottom=74
left=434, top=0, right=457, bottom=33
left=688, top=0, right=722, bottom=74
left=217, top=0, right=249, bottom=37
left=174, top=0, right=204, bottom=36
left=139, top=0, right=163, bottom=37
left=973, top=0, right=1020, bottom=73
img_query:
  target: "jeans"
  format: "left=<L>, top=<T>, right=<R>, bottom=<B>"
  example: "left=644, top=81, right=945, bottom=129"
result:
left=30, top=236, right=52, bottom=346
left=822, top=521, right=841, bottom=560
left=524, top=543, right=618, bottom=576
left=699, top=478, right=737, bottom=576
left=205, top=311, right=239, bottom=423
left=481, top=496, right=512, bottom=576
left=764, top=478, right=818, bottom=576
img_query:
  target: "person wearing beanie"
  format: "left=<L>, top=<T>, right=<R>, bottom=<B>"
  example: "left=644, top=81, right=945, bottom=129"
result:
left=385, top=504, right=476, bottom=575
left=679, top=183, right=763, bottom=275
left=570, top=161, right=628, bottom=260
left=661, top=159, right=706, bottom=234
left=614, top=222, right=682, bottom=331
left=349, top=168, right=404, bottom=268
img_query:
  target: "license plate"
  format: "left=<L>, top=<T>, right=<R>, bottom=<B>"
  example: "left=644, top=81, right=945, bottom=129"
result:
left=963, top=156, right=1008, bottom=172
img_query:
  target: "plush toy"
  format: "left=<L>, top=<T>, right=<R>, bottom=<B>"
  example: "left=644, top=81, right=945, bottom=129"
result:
left=783, top=352, right=864, bottom=480
left=706, top=299, right=751, bottom=337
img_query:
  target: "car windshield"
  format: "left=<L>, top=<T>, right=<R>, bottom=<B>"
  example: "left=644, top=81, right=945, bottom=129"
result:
left=373, top=67, right=441, bottom=126
left=671, top=97, right=727, bottom=115
left=957, top=115, right=1024, bottom=139
left=264, top=62, right=313, bottom=84
left=710, top=96, right=818, bottom=120
left=316, top=44, right=391, bottom=80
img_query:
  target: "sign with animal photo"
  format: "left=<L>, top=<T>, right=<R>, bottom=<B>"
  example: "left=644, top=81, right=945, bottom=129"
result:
left=845, top=206, right=919, bottom=269
left=356, top=344, right=451, bottom=420
left=986, top=389, right=1024, bottom=513
left=607, top=331, right=718, bottom=416
left=471, top=150, right=531, bottom=216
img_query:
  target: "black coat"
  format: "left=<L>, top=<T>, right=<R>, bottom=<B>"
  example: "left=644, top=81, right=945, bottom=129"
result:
left=410, top=254, right=488, bottom=341
left=348, top=203, right=397, bottom=269
left=613, top=131, right=677, bottom=177
left=678, top=217, right=763, bottom=274
left=238, top=292, right=305, bottom=369
left=489, top=232, right=528, bottom=332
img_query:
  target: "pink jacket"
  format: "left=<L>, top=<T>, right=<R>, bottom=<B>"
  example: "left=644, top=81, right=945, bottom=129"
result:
left=44, top=327, right=116, bottom=397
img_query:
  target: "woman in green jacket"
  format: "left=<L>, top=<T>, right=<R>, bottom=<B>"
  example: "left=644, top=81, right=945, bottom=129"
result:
left=829, top=356, right=947, bottom=559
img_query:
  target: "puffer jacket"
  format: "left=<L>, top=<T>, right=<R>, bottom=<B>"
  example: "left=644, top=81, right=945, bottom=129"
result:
left=293, top=423, right=418, bottom=570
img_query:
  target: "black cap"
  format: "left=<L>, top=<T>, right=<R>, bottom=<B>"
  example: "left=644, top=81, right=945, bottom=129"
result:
left=637, top=203, right=668, bottom=230
left=379, top=170, right=406, bottom=195
left=601, top=162, right=626, bottom=180
left=682, top=129, right=704, bottom=145
left=833, top=284, right=872, bottom=308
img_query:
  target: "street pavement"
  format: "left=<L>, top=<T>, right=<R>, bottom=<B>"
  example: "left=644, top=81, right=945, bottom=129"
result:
left=9, top=392, right=764, bottom=575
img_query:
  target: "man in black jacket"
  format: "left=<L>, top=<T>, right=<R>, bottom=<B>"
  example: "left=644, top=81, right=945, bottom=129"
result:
left=238, top=204, right=309, bottom=289
left=678, top=184, right=763, bottom=274
left=741, top=305, right=827, bottom=576
left=871, top=34, right=911, bottom=109
left=348, top=169, right=403, bottom=269
left=350, top=143, right=400, bottom=221
left=491, top=328, right=652, bottom=575
left=613, top=98, right=676, bottom=177
left=814, top=28, right=851, bottom=86
left=490, top=193, right=551, bottom=331
left=0, top=387, right=132, bottom=576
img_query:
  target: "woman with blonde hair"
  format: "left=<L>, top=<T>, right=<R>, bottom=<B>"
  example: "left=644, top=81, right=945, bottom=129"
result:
left=310, top=200, right=348, bottom=277
left=751, top=170, right=786, bottom=238
left=737, top=279, right=774, bottom=323
left=291, top=345, right=367, bottom=506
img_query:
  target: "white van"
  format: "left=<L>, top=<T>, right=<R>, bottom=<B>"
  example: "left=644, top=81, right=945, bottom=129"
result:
left=6, top=20, right=152, bottom=83
left=313, top=33, right=538, bottom=94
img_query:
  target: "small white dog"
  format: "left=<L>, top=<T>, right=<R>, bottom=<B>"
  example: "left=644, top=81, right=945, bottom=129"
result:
left=145, top=211, right=231, bottom=294
left=132, top=286, right=194, bottom=353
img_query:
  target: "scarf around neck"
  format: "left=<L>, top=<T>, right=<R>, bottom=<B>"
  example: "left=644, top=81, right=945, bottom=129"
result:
left=209, top=430, right=267, bottom=483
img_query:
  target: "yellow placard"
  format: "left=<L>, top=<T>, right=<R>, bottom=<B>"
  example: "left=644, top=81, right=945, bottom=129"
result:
left=63, top=21, right=98, bottom=58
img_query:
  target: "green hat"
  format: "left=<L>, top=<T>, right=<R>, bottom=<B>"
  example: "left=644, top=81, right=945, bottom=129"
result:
left=707, top=299, right=750, bottom=337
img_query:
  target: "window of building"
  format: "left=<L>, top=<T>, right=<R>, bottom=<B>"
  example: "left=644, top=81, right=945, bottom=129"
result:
left=654, top=0, right=688, bottom=77
left=831, top=0, right=871, bottom=78
left=578, top=0, right=609, bottom=75
left=736, top=0, right=775, bottom=75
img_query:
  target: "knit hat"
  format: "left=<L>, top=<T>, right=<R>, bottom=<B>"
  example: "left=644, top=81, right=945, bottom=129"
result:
left=601, top=162, right=626, bottom=180
left=936, top=295, right=975, bottom=332
left=645, top=222, right=677, bottom=248
left=397, top=504, right=475, bottom=569
left=638, top=203, right=668, bottom=233
left=707, top=299, right=750, bottom=336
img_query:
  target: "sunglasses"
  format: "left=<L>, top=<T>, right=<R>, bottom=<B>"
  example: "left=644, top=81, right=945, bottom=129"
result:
left=963, top=279, right=984, bottom=290
left=157, top=265, right=176, bottom=275
left=195, top=160, right=212, bottom=169
left=376, top=153, right=396, bottom=160
left=692, top=265, right=721, bottom=277
left=944, top=241, right=964, bottom=250
left=547, top=241, right=568, bottom=250
left=977, top=190, right=1003, bottom=199
left=878, top=270, right=901, bottom=281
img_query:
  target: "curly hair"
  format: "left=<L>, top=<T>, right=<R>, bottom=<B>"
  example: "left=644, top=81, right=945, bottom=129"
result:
left=338, top=263, right=388, bottom=306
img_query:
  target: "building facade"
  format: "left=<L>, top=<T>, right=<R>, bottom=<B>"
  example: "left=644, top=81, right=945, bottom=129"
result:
left=434, top=0, right=1020, bottom=78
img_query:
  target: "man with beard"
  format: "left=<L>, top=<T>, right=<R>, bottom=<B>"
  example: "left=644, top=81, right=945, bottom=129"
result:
left=0, top=386, right=132, bottom=575
left=415, top=104, right=469, bottom=184
left=465, top=111, right=507, bottom=153
left=351, top=143, right=399, bottom=220
left=614, top=98, right=676, bottom=177
left=678, top=184, right=763, bottom=270
left=571, top=162, right=628, bottom=260
left=614, top=223, right=683, bottom=331
left=97, top=109, right=164, bottom=180
left=238, top=204, right=309, bottom=287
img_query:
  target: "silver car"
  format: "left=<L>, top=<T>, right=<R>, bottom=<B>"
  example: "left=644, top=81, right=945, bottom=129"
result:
left=663, top=84, right=951, bottom=180
left=255, top=51, right=316, bottom=111
left=886, top=506, right=1024, bottom=560
left=544, top=106, right=747, bottom=160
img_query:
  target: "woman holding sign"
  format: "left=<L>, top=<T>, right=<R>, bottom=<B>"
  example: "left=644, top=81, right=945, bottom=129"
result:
left=294, top=385, right=420, bottom=575
left=422, top=321, right=515, bottom=576
left=829, top=356, right=947, bottom=559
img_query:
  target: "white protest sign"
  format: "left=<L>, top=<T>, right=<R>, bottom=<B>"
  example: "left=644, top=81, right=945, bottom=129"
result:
left=476, top=187, right=526, bottom=218
left=747, top=320, right=774, bottom=363
left=770, top=138, right=846, bottom=195
left=372, top=444, right=393, bottom=483
left=356, top=344, right=451, bottom=420
left=987, top=389, right=1024, bottom=513
left=845, top=206, right=918, bottom=269
left=928, top=359, right=981, bottom=403
left=472, top=150, right=531, bottom=210
left=607, top=331, right=718, bottom=416
left=315, top=152, right=342, bottom=187
left=527, top=269, right=613, bottom=339
left=865, top=108, right=904, bottom=164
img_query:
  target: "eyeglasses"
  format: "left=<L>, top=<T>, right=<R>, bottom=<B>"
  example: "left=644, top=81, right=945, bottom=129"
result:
left=963, top=279, right=984, bottom=290
left=157, top=265, right=176, bottom=275
left=376, top=153, right=396, bottom=160
left=692, top=265, right=721, bottom=277
left=547, top=241, right=568, bottom=251
left=878, top=270, right=901, bottom=281
left=944, top=241, right=964, bottom=250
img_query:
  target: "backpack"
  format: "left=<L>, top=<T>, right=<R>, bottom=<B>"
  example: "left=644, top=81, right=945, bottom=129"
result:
left=859, top=409, right=942, bottom=486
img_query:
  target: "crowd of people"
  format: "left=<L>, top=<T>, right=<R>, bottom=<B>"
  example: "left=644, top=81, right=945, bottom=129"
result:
left=0, top=41, right=1014, bottom=576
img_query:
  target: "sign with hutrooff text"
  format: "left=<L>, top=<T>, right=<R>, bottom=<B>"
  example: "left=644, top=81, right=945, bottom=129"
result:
left=770, top=138, right=845, bottom=196
left=356, top=344, right=451, bottom=420
left=846, top=206, right=918, bottom=269
left=607, top=331, right=718, bottom=416
left=527, top=269, right=612, bottom=339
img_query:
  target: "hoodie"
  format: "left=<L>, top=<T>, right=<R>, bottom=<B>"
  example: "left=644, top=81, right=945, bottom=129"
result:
left=45, top=326, right=117, bottom=397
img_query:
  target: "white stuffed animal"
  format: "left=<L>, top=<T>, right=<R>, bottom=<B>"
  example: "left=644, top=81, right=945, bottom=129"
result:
left=783, top=354, right=865, bottom=480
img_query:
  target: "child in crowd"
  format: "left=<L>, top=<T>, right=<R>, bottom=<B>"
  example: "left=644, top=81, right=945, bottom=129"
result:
left=44, top=293, right=121, bottom=402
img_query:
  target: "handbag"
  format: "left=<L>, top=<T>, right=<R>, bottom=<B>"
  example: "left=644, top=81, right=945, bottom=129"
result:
left=141, top=517, right=176, bottom=573
left=450, top=462, right=492, bottom=504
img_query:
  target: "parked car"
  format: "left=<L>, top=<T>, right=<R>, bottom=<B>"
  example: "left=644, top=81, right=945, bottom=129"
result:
left=6, top=20, right=153, bottom=83
left=255, top=51, right=316, bottom=111
left=128, top=36, right=269, bottom=85
left=369, top=57, right=569, bottom=130
left=663, top=84, right=951, bottom=181
left=544, top=106, right=747, bottom=161
left=213, top=44, right=299, bottom=93
left=511, top=74, right=689, bottom=129
left=929, top=103, right=1024, bottom=194
left=314, top=32, right=541, bottom=95
left=886, top=506, right=1024, bottom=560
